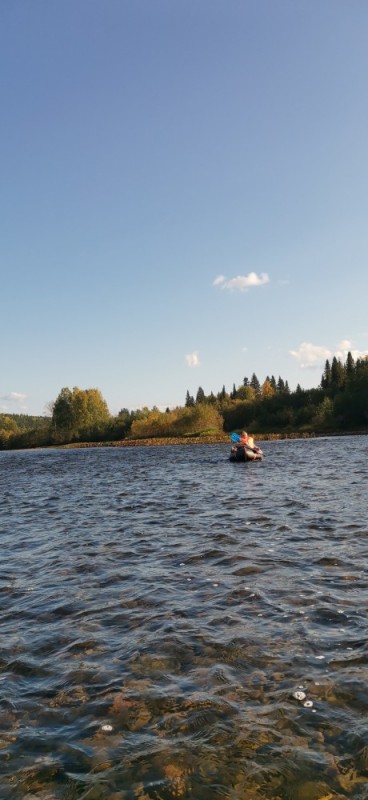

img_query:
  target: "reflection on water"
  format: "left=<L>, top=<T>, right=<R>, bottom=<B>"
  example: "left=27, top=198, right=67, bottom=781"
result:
left=0, top=436, right=368, bottom=799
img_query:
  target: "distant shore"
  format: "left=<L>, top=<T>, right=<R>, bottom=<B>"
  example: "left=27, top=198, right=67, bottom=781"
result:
left=58, top=429, right=367, bottom=449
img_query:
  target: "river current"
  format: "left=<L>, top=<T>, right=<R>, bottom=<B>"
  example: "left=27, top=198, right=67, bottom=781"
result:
left=0, top=436, right=367, bottom=799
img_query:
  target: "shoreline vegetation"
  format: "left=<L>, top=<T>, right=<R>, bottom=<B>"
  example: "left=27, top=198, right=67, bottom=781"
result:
left=59, top=429, right=367, bottom=449
left=56, top=430, right=368, bottom=450
left=1, top=352, right=367, bottom=451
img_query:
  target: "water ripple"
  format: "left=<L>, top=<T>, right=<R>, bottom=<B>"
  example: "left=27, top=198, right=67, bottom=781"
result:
left=0, top=437, right=367, bottom=798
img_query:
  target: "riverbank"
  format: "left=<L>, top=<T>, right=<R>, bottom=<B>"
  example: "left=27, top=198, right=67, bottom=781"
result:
left=58, top=429, right=367, bottom=449
left=60, top=435, right=229, bottom=448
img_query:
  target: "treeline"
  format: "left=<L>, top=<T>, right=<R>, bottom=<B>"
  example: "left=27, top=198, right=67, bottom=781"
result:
left=1, top=353, right=367, bottom=450
left=185, top=355, right=368, bottom=435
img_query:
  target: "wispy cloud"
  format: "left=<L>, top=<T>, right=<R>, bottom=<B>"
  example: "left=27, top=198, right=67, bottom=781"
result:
left=185, top=351, right=200, bottom=368
left=289, top=343, right=332, bottom=369
left=213, top=272, right=270, bottom=291
left=1, top=391, right=27, bottom=403
left=0, top=391, right=28, bottom=413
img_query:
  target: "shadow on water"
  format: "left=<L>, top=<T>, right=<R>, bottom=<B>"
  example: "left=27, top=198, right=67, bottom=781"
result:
left=0, top=437, right=367, bottom=798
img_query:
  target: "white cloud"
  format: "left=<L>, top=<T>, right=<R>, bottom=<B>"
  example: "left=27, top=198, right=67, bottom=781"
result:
left=0, top=391, right=27, bottom=403
left=334, top=339, right=368, bottom=361
left=0, top=391, right=28, bottom=413
left=289, top=339, right=368, bottom=369
left=289, top=342, right=332, bottom=369
left=185, top=351, right=200, bottom=368
left=213, top=272, right=270, bottom=291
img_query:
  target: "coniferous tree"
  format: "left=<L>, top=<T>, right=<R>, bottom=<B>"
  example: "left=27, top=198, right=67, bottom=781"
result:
left=250, top=373, right=261, bottom=395
left=185, top=390, right=195, bottom=407
left=355, top=357, right=366, bottom=376
left=217, top=385, right=228, bottom=402
left=230, top=382, right=237, bottom=400
left=321, top=359, right=331, bottom=389
left=196, top=386, right=206, bottom=404
left=330, top=357, right=345, bottom=390
left=345, top=351, right=355, bottom=378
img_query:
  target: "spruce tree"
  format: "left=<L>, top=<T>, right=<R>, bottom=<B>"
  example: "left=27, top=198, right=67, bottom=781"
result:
left=330, top=357, right=345, bottom=390
left=196, top=386, right=206, bottom=404
left=250, top=373, right=261, bottom=395
left=321, top=359, right=331, bottom=389
left=345, top=351, right=355, bottom=378
left=185, top=390, right=195, bottom=407
left=217, top=385, right=227, bottom=402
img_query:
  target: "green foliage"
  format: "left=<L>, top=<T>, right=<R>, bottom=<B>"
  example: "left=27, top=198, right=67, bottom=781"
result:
left=1, top=414, right=47, bottom=432
left=0, top=414, right=51, bottom=450
left=250, top=373, right=261, bottom=395
left=312, top=396, right=334, bottom=430
left=195, top=386, right=206, bottom=404
left=236, top=385, right=256, bottom=401
left=0, top=415, right=19, bottom=448
left=330, top=356, right=345, bottom=390
left=52, top=387, right=74, bottom=434
left=207, top=391, right=217, bottom=405
left=185, top=390, right=195, bottom=407
left=51, top=386, right=110, bottom=441
left=1, top=352, right=367, bottom=451
left=321, top=359, right=331, bottom=389
left=130, top=404, right=223, bottom=439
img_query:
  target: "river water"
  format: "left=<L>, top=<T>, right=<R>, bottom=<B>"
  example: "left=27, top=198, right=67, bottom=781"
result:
left=0, top=436, right=367, bottom=800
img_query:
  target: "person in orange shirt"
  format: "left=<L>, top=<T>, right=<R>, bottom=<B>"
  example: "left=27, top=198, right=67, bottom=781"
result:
left=240, top=431, right=259, bottom=454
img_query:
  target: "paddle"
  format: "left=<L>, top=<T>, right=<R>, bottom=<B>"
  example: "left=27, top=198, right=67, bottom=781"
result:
left=230, top=433, right=241, bottom=443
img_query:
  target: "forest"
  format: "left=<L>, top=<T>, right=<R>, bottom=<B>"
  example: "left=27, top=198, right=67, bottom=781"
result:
left=1, top=353, right=367, bottom=450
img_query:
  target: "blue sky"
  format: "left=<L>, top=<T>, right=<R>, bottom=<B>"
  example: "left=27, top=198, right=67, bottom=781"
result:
left=1, top=0, right=368, bottom=416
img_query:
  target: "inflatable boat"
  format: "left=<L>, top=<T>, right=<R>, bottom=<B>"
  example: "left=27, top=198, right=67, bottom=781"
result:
left=229, top=444, right=264, bottom=462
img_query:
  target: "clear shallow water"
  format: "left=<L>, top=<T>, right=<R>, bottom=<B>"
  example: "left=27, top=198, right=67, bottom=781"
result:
left=0, top=437, right=367, bottom=800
